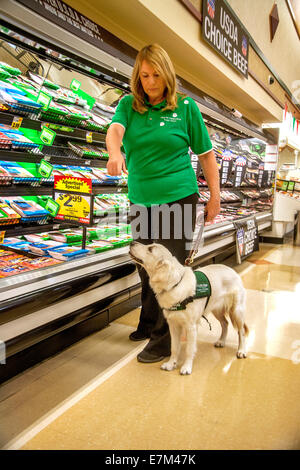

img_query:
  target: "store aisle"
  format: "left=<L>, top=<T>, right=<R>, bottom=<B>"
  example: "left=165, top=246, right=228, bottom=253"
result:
left=1, top=242, right=300, bottom=450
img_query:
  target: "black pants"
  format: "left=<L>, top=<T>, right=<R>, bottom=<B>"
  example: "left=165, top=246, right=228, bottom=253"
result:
left=129, top=192, right=199, bottom=355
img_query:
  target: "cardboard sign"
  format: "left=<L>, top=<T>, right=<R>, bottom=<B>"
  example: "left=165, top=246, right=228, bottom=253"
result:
left=54, top=192, right=93, bottom=225
left=234, top=217, right=259, bottom=264
left=54, top=175, right=92, bottom=194
left=53, top=175, right=93, bottom=225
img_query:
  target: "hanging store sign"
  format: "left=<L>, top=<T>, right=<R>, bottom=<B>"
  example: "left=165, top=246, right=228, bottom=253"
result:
left=234, top=217, right=259, bottom=264
left=202, top=0, right=249, bottom=78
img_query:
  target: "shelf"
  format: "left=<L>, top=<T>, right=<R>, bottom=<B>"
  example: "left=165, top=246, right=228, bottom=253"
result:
left=0, top=112, right=107, bottom=144
left=0, top=183, right=127, bottom=196
left=0, top=185, right=53, bottom=196
left=2, top=221, right=78, bottom=237
left=0, top=210, right=272, bottom=300
left=0, top=149, right=109, bottom=168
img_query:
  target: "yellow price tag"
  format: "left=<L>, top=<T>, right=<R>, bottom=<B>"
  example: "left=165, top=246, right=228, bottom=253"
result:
left=0, top=231, right=5, bottom=243
left=86, top=132, right=93, bottom=143
left=11, top=116, right=23, bottom=129
left=54, top=192, right=92, bottom=224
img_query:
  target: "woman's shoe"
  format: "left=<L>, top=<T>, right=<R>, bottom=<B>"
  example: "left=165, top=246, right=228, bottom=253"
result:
left=129, top=330, right=149, bottom=341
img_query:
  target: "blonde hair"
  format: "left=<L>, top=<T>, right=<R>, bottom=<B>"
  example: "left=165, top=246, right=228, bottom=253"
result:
left=130, top=44, right=179, bottom=113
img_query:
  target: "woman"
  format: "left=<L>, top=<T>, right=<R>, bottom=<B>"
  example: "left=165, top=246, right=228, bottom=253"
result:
left=106, top=44, right=220, bottom=363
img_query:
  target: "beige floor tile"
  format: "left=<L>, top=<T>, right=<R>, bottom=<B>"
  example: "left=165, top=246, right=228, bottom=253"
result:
left=239, top=264, right=300, bottom=292
left=0, top=322, right=140, bottom=448
left=21, top=345, right=300, bottom=450
left=198, top=288, right=300, bottom=361
left=262, top=244, right=300, bottom=267
left=3, top=242, right=300, bottom=451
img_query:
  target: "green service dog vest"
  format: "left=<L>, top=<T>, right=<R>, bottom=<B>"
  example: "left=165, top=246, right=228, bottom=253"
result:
left=169, top=271, right=211, bottom=311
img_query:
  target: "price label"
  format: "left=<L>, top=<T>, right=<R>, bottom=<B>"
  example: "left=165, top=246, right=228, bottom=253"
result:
left=54, top=191, right=92, bottom=224
left=0, top=231, right=5, bottom=244
left=11, top=116, right=23, bottom=130
left=40, top=126, right=56, bottom=145
left=36, top=90, right=52, bottom=110
left=86, top=131, right=93, bottom=143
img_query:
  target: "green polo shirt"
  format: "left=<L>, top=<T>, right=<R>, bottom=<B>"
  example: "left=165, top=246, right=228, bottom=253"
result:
left=110, top=93, right=212, bottom=206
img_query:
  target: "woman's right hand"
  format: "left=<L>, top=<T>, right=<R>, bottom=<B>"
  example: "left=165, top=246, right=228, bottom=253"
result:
left=106, top=123, right=127, bottom=176
left=107, top=154, right=128, bottom=176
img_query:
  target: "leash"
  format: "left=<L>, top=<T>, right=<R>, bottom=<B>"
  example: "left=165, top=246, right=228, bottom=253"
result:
left=185, top=206, right=206, bottom=266
left=202, top=315, right=212, bottom=330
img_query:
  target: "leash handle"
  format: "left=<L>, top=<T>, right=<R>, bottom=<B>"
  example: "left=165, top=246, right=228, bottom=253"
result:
left=185, top=205, right=206, bottom=266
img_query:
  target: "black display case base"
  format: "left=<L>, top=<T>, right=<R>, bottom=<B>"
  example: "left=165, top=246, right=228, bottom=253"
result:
left=0, top=292, right=141, bottom=385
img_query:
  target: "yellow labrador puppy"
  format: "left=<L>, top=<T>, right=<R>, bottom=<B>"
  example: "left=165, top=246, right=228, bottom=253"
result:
left=129, top=241, right=248, bottom=375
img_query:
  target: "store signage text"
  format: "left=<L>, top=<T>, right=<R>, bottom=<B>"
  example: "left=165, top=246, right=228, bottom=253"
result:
left=202, top=0, right=249, bottom=78
left=234, top=217, right=259, bottom=264
left=15, top=0, right=135, bottom=66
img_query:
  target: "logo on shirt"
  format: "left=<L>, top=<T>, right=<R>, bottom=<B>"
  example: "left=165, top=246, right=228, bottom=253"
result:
left=160, top=115, right=182, bottom=124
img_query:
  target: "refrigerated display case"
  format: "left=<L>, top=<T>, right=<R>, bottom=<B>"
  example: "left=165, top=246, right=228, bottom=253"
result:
left=0, top=9, right=275, bottom=382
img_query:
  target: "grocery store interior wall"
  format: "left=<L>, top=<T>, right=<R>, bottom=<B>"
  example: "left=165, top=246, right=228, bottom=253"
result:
left=65, top=0, right=284, bottom=125
left=182, top=0, right=300, bottom=119
left=278, top=146, right=299, bottom=167
left=227, top=0, right=300, bottom=94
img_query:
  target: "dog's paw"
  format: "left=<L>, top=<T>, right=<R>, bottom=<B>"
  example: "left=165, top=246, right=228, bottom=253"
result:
left=161, top=360, right=177, bottom=371
left=236, top=351, right=247, bottom=359
left=180, top=364, right=192, bottom=375
left=214, top=340, right=225, bottom=348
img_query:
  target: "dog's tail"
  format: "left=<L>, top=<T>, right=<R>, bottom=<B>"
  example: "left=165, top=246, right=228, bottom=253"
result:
left=229, top=289, right=249, bottom=336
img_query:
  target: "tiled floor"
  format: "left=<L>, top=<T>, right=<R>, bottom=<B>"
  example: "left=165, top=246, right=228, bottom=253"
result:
left=1, top=242, right=300, bottom=450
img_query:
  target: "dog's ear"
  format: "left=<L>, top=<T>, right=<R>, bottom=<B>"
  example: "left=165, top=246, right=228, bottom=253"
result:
left=151, top=259, right=169, bottom=284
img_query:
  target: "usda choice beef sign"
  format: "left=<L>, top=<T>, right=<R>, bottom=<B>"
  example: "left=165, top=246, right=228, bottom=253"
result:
left=202, top=0, right=249, bottom=78
left=234, top=217, right=259, bottom=264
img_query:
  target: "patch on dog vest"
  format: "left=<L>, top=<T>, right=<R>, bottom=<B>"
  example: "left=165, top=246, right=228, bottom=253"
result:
left=169, top=271, right=211, bottom=311
left=194, top=271, right=211, bottom=298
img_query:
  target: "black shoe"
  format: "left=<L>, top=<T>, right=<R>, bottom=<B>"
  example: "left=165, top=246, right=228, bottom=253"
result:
left=137, top=349, right=169, bottom=363
left=129, top=330, right=149, bottom=342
